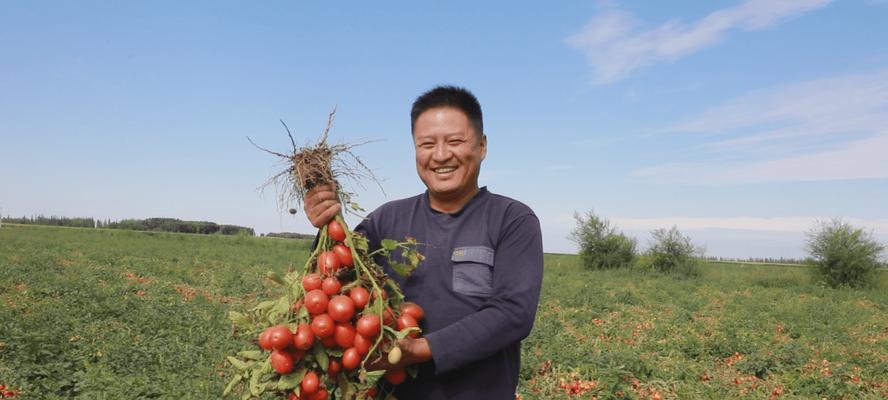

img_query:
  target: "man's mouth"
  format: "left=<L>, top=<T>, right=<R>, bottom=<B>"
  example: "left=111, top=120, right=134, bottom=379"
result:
left=432, top=167, right=457, bottom=174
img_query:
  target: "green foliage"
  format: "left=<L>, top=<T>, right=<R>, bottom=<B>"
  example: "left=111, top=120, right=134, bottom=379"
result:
left=569, top=211, right=636, bottom=270
left=806, top=219, right=885, bottom=288
left=645, top=226, right=701, bottom=277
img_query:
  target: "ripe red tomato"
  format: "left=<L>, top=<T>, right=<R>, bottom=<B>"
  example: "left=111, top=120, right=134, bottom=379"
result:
left=270, top=349, right=295, bottom=374
left=334, top=323, right=357, bottom=348
left=318, top=251, right=341, bottom=275
left=327, top=358, right=341, bottom=377
left=309, top=389, right=328, bottom=400
left=267, top=325, right=294, bottom=350
left=349, top=287, right=370, bottom=309
left=383, top=307, right=397, bottom=328
left=399, top=302, right=425, bottom=321
left=356, top=314, right=381, bottom=338
left=288, top=392, right=301, bottom=400
left=304, top=289, right=329, bottom=315
left=372, top=288, right=388, bottom=301
left=332, top=244, right=353, bottom=267
left=341, top=347, right=361, bottom=370
left=328, top=220, right=346, bottom=242
left=310, top=314, right=335, bottom=338
left=301, top=371, right=320, bottom=395
left=327, top=295, right=355, bottom=323
left=397, top=314, right=419, bottom=338
left=258, top=328, right=273, bottom=350
left=385, top=368, right=407, bottom=385
left=353, top=333, right=372, bottom=355
left=366, top=387, right=378, bottom=398
left=293, top=323, right=315, bottom=350
left=321, top=277, right=341, bottom=296
left=302, top=273, right=323, bottom=291
left=320, top=334, right=337, bottom=348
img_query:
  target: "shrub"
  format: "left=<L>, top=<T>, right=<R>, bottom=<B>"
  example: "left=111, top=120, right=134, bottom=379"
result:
left=806, top=219, right=885, bottom=288
left=569, top=211, right=637, bottom=270
left=646, top=226, right=701, bottom=276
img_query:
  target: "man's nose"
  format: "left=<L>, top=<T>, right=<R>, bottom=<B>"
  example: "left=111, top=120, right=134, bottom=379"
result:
left=432, top=143, right=451, bottom=161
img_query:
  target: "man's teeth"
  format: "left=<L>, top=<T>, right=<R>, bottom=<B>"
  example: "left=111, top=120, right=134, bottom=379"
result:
left=434, top=167, right=456, bottom=173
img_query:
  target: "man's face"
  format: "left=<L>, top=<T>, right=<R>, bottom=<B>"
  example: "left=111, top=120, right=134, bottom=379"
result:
left=413, top=107, right=486, bottom=205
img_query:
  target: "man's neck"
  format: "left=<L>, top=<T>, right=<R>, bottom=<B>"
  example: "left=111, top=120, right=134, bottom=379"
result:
left=428, top=186, right=480, bottom=214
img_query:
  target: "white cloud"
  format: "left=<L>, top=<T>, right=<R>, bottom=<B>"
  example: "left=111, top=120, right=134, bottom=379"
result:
left=566, top=0, right=832, bottom=84
left=636, top=68, right=888, bottom=184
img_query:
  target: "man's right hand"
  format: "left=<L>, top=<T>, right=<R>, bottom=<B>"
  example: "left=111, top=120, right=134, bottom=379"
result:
left=304, top=184, right=341, bottom=228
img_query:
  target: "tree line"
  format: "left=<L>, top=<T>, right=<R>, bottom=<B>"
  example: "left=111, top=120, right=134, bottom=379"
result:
left=2, top=215, right=254, bottom=236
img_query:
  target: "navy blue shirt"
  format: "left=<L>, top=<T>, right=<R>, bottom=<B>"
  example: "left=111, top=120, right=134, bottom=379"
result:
left=356, top=187, right=544, bottom=399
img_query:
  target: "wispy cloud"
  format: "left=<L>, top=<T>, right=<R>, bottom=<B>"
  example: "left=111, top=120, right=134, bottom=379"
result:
left=635, top=68, right=888, bottom=184
left=566, top=0, right=832, bottom=84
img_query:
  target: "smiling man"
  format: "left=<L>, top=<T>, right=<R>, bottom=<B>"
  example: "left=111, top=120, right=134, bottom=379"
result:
left=304, top=86, right=544, bottom=399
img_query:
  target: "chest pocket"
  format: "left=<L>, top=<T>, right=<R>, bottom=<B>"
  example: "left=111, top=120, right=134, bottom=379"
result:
left=451, top=246, right=495, bottom=298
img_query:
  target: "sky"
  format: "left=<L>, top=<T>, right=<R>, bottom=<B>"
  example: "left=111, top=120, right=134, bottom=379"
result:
left=2, top=0, right=887, bottom=259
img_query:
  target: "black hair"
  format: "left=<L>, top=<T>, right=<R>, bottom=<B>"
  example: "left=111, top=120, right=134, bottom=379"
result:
left=410, top=85, right=483, bottom=137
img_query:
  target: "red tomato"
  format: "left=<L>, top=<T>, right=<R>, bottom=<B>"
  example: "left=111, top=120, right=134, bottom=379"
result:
left=288, top=393, right=301, bottom=400
left=320, top=334, right=337, bottom=348
left=327, top=358, right=341, bottom=377
left=318, top=251, right=341, bottom=275
left=366, top=387, right=378, bottom=398
left=349, top=287, right=370, bottom=309
left=399, top=302, right=425, bottom=321
left=372, top=288, right=388, bottom=301
left=258, top=328, right=273, bottom=350
left=267, top=325, right=294, bottom=350
left=309, top=389, right=328, bottom=400
left=397, top=314, right=419, bottom=338
left=385, top=368, right=407, bottom=385
left=341, top=347, right=361, bottom=370
left=383, top=307, right=397, bottom=328
left=304, top=289, right=329, bottom=315
left=356, top=314, right=381, bottom=338
left=310, top=314, right=335, bottom=338
left=321, top=277, right=341, bottom=296
left=353, top=333, right=372, bottom=355
left=302, top=273, right=323, bottom=291
left=301, top=371, right=320, bottom=395
left=270, top=349, right=295, bottom=374
left=334, top=323, right=356, bottom=348
left=327, top=295, right=355, bottom=323
left=293, top=323, right=315, bottom=350
left=332, top=244, right=353, bottom=267
left=328, top=220, right=346, bottom=242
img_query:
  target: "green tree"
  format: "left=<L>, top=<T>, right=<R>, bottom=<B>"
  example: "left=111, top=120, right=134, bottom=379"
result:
left=806, top=219, right=885, bottom=288
left=569, top=211, right=637, bottom=270
left=646, top=226, right=701, bottom=276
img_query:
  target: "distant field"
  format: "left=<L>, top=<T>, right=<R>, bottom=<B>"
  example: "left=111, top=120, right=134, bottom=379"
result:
left=1, top=224, right=885, bottom=399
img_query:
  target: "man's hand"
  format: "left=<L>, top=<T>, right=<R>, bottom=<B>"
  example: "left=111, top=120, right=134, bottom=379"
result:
left=366, top=337, right=432, bottom=371
left=304, top=184, right=341, bottom=228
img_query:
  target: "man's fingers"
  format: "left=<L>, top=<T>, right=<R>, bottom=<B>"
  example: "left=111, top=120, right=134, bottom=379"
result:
left=307, top=200, right=340, bottom=228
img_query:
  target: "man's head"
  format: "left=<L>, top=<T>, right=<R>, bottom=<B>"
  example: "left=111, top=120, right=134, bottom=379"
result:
left=411, top=86, right=483, bottom=139
left=410, top=86, right=487, bottom=212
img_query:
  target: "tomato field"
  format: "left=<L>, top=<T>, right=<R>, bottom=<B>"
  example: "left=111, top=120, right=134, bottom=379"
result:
left=1, top=224, right=886, bottom=399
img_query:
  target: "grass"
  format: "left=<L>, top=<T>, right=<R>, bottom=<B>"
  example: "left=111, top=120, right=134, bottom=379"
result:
left=1, top=224, right=886, bottom=399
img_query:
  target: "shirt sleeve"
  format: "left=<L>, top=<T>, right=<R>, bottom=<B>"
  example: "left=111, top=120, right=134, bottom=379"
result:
left=423, top=213, right=544, bottom=374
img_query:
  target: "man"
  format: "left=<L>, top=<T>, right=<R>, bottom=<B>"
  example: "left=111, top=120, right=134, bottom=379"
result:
left=304, top=86, right=543, bottom=399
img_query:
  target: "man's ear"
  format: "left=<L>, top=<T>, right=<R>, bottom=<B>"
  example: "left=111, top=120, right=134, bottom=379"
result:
left=480, top=134, right=487, bottom=161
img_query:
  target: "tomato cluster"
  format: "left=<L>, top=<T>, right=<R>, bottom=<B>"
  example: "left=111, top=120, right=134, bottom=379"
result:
left=0, top=385, right=18, bottom=398
left=249, top=219, right=425, bottom=399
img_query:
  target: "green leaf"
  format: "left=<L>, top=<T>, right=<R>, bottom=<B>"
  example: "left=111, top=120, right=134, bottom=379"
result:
left=381, top=239, right=398, bottom=251
left=277, top=372, right=301, bottom=390
left=353, top=235, right=369, bottom=252
left=390, top=262, right=416, bottom=277
left=223, top=374, right=242, bottom=396
left=228, top=311, right=252, bottom=330
left=227, top=356, right=250, bottom=370
left=266, top=271, right=286, bottom=285
left=238, top=350, right=264, bottom=361
left=406, top=365, right=419, bottom=379
left=313, top=343, right=329, bottom=371
left=252, top=300, right=276, bottom=312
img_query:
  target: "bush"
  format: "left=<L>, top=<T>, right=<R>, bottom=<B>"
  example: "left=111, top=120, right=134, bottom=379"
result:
left=806, top=219, right=885, bottom=288
left=569, top=211, right=637, bottom=270
left=646, top=226, right=701, bottom=276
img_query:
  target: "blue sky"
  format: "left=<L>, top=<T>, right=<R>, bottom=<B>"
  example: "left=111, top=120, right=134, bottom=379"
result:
left=2, top=0, right=887, bottom=258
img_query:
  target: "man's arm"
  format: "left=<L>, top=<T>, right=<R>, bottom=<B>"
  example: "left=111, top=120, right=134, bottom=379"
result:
left=423, top=213, right=544, bottom=374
